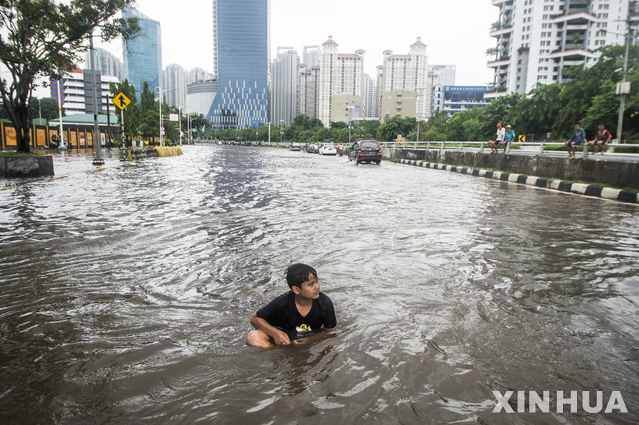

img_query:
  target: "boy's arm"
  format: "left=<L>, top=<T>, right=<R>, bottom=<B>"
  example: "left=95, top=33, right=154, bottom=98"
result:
left=250, top=313, right=291, bottom=346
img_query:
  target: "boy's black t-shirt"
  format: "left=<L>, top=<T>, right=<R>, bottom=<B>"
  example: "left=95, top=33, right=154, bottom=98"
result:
left=256, top=291, right=337, bottom=332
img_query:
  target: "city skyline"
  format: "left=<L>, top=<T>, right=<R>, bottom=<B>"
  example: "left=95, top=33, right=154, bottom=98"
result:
left=90, top=0, right=497, bottom=87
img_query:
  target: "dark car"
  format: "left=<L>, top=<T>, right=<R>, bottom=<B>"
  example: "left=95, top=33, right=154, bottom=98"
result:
left=306, top=143, right=316, bottom=153
left=348, top=140, right=382, bottom=165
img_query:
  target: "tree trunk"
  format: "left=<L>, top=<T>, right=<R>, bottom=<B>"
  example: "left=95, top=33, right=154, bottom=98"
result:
left=16, top=102, right=32, bottom=153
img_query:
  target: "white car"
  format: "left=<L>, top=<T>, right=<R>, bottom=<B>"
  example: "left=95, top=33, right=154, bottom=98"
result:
left=318, top=143, right=337, bottom=155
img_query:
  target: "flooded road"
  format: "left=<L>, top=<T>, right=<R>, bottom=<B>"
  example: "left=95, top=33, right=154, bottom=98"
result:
left=1, top=145, right=638, bottom=424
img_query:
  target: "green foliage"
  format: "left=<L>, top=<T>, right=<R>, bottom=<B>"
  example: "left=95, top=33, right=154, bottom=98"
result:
left=109, top=79, right=139, bottom=142
left=28, top=98, right=60, bottom=121
left=0, top=0, right=139, bottom=152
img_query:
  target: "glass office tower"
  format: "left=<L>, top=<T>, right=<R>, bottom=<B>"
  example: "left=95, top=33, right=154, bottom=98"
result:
left=208, top=0, right=271, bottom=129
left=122, top=8, right=162, bottom=100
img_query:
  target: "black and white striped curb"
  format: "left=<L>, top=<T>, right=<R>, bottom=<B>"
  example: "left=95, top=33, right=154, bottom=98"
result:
left=398, top=159, right=639, bottom=204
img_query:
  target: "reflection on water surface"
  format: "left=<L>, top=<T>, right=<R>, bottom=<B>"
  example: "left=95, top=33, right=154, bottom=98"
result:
left=0, top=146, right=637, bottom=424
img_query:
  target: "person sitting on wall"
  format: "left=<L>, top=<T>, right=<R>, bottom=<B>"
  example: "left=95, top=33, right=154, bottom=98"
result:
left=588, top=123, right=612, bottom=155
left=488, top=123, right=505, bottom=154
left=498, top=125, right=516, bottom=153
left=565, top=123, right=587, bottom=160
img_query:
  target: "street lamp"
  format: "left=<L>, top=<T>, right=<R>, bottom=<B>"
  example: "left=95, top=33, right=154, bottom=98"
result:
left=416, top=115, right=422, bottom=142
left=347, top=105, right=355, bottom=143
left=155, top=86, right=176, bottom=146
left=279, top=119, right=284, bottom=145
left=178, top=104, right=189, bottom=145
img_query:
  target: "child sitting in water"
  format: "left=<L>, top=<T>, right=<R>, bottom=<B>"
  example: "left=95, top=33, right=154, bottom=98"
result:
left=246, top=263, right=337, bottom=348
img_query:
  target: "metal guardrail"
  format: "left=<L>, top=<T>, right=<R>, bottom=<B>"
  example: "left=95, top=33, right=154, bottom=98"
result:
left=379, top=141, right=639, bottom=160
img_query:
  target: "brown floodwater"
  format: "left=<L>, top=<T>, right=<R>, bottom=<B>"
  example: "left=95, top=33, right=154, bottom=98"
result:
left=0, top=145, right=637, bottom=424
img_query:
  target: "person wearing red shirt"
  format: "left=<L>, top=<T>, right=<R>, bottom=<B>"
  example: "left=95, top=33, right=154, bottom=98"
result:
left=589, top=124, right=612, bottom=155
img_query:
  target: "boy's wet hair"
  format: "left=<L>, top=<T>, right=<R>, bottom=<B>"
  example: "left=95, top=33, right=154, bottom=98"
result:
left=285, top=263, right=317, bottom=289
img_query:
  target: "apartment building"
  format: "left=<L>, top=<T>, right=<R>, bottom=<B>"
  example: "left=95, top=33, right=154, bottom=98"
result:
left=377, top=38, right=431, bottom=120
left=298, top=64, right=320, bottom=119
left=270, top=48, right=300, bottom=126
left=317, top=36, right=365, bottom=126
left=488, top=0, right=634, bottom=94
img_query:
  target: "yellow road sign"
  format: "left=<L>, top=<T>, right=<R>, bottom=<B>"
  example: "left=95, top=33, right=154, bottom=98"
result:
left=518, top=135, right=526, bottom=143
left=113, top=92, right=131, bottom=110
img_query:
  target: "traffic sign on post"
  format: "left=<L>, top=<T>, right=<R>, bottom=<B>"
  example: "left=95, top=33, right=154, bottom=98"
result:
left=518, top=135, right=526, bottom=143
left=113, top=92, right=131, bottom=110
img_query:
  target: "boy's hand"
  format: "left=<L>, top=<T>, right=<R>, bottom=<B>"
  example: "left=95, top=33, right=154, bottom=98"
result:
left=272, top=330, right=291, bottom=346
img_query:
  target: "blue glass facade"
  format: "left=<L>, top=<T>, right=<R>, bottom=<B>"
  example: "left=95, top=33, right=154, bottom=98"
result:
left=208, top=0, right=270, bottom=129
left=122, top=8, right=162, bottom=100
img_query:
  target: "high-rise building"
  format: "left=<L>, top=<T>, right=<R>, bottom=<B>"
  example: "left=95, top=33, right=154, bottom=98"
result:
left=363, top=74, right=377, bottom=118
left=163, top=64, right=188, bottom=108
left=317, top=36, right=365, bottom=126
left=189, top=68, right=214, bottom=84
left=378, top=37, right=430, bottom=120
left=122, top=8, right=162, bottom=99
left=302, top=45, right=321, bottom=68
left=270, top=48, right=299, bottom=126
left=208, top=0, right=270, bottom=129
left=428, top=65, right=456, bottom=87
left=488, top=0, right=635, bottom=94
left=85, top=48, right=123, bottom=82
left=298, top=64, right=320, bottom=119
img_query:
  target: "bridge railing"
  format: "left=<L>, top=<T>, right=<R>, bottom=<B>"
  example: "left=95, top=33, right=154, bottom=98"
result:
left=379, top=141, right=639, bottom=159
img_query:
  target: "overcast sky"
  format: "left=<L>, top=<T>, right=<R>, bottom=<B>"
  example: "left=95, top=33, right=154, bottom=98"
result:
left=109, top=0, right=497, bottom=81
left=31, top=0, right=499, bottom=96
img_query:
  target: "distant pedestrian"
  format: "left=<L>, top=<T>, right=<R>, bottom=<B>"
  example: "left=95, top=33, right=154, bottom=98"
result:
left=488, top=123, right=505, bottom=154
left=499, top=125, right=515, bottom=153
left=565, top=123, right=587, bottom=160
left=588, top=124, right=612, bottom=155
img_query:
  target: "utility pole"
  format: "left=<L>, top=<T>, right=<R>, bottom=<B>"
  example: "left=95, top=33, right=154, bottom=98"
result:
left=616, top=21, right=639, bottom=143
left=90, top=34, right=104, bottom=165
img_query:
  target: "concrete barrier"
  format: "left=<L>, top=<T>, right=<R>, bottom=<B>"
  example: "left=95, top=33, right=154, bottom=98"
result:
left=393, top=157, right=639, bottom=204
left=124, top=147, right=183, bottom=160
left=0, top=155, right=54, bottom=178
left=383, top=149, right=639, bottom=191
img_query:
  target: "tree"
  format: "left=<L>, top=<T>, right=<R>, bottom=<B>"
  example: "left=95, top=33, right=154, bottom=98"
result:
left=109, top=79, right=139, bottom=142
left=0, top=0, right=139, bottom=152
left=30, top=97, right=60, bottom=121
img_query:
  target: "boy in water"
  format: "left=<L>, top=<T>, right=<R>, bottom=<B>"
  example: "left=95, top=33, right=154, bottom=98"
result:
left=246, top=263, right=336, bottom=348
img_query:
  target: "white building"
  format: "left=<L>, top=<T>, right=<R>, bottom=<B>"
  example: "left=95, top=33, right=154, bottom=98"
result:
left=488, top=0, right=635, bottom=94
left=85, top=48, right=123, bottom=82
left=270, top=47, right=300, bottom=126
left=189, top=67, right=214, bottom=84
left=302, top=45, right=321, bottom=68
left=50, top=68, right=119, bottom=115
left=378, top=37, right=431, bottom=120
left=163, top=64, right=188, bottom=108
left=317, top=36, right=365, bottom=126
left=298, top=64, right=320, bottom=119
left=363, top=74, right=377, bottom=118
left=186, top=81, right=218, bottom=117
left=428, top=65, right=456, bottom=87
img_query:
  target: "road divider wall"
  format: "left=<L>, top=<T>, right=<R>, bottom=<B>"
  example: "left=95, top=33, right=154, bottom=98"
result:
left=394, top=157, right=638, bottom=204
left=383, top=148, right=639, bottom=191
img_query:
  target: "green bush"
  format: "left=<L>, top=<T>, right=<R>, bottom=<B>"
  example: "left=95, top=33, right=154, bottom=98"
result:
left=614, top=145, right=639, bottom=153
